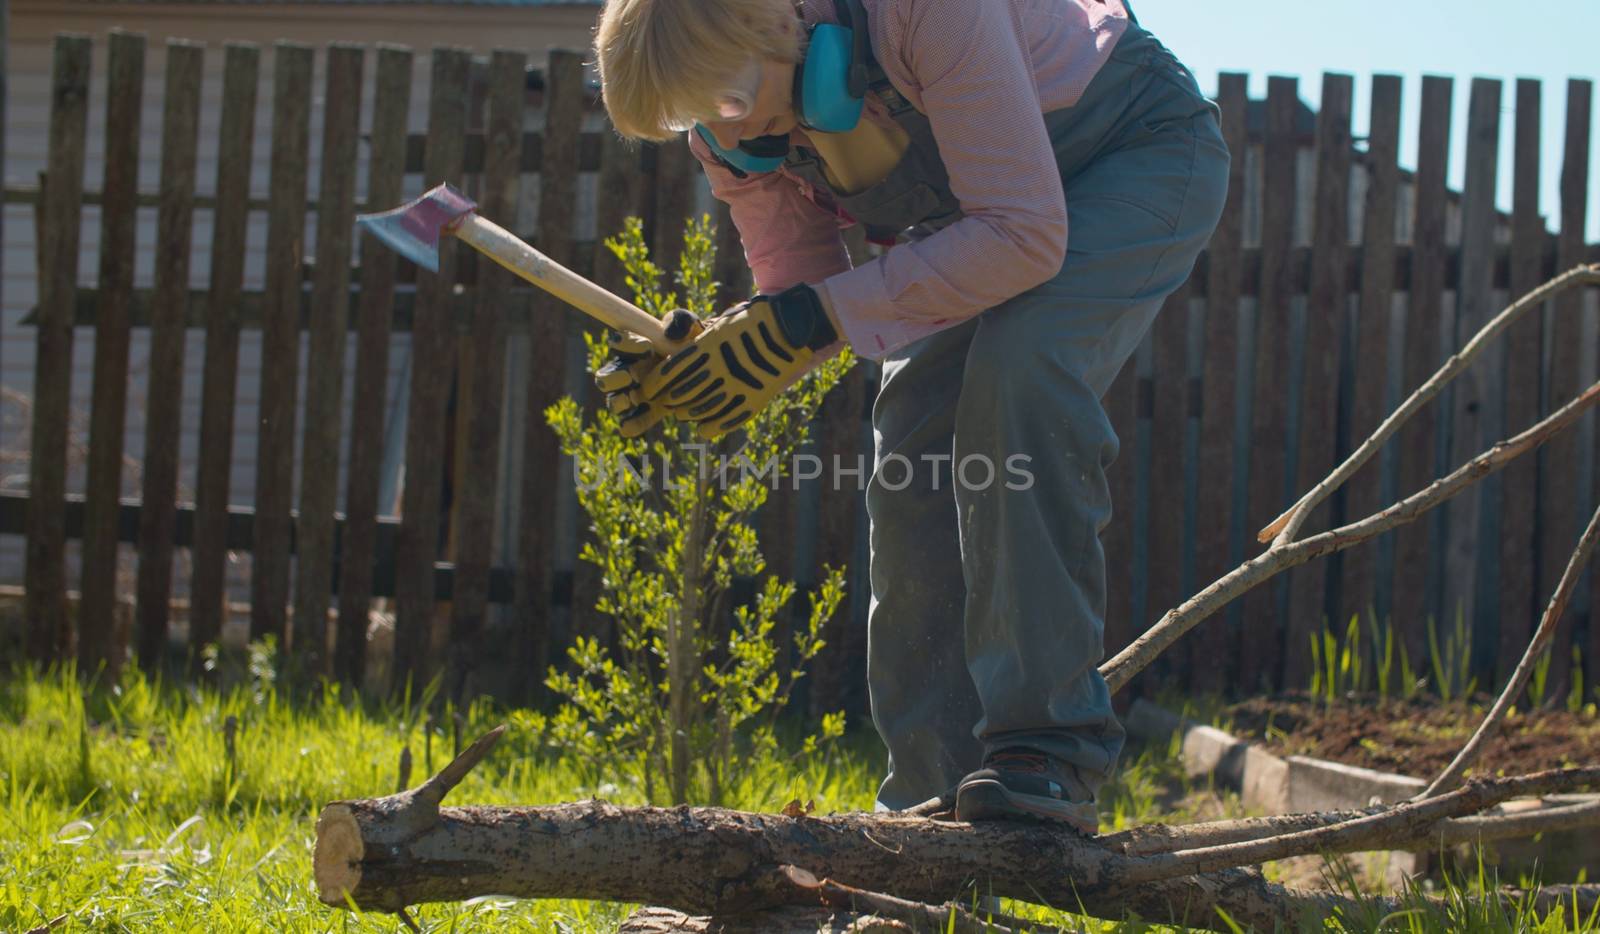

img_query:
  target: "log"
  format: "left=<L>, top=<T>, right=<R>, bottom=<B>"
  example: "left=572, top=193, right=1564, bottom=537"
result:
left=314, top=728, right=1600, bottom=933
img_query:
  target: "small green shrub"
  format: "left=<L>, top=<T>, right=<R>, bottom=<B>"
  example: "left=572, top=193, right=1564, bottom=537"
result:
left=540, top=215, right=853, bottom=806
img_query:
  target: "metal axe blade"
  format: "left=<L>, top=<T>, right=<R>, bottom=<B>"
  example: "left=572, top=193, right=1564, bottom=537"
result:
left=354, top=182, right=478, bottom=273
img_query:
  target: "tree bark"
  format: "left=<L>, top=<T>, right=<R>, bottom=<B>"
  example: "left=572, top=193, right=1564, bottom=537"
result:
left=313, top=729, right=1600, bottom=933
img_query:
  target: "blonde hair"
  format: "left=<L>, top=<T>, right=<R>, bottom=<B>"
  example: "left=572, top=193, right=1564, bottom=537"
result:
left=594, top=0, right=802, bottom=141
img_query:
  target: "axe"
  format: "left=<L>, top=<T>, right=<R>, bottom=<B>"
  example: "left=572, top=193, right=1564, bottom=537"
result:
left=356, top=183, right=688, bottom=352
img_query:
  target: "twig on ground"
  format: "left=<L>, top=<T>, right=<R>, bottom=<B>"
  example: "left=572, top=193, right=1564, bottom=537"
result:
left=776, top=865, right=1053, bottom=934
left=1117, top=768, right=1600, bottom=884
left=1101, top=794, right=1600, bottom=857
left=1421, top=501, right=1600, bottom=798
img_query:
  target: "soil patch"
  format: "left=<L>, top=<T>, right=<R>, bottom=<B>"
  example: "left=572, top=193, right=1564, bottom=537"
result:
left=1222, top=693, right=1600, bottom=778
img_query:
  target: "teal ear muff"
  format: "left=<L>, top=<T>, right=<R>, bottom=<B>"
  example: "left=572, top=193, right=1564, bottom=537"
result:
left=695, top=0, right=869, bottom=174
left=794, top=20, right=866, bottom=132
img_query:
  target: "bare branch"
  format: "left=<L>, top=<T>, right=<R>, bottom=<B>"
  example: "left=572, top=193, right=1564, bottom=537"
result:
left=1261, top=263, right=1600, bottom=545
left=1102, top=377, right=1600, bottom=693
left=776, top=865, right=1051, bottom=934
left=1116, top=768, right=1600, bottom=885
left=1422, top=502, right=1600, bottom=798
left=1101, top=795, right=1600, bottom=858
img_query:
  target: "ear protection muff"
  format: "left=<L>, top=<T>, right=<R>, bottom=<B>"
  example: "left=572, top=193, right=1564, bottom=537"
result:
left=794, top=0, right=869, bottom=132
left=696, top=0, right=869, bottom=175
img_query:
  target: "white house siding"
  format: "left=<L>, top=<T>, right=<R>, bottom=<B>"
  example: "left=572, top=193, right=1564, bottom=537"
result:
left=1, top=1, right=607, bottom=600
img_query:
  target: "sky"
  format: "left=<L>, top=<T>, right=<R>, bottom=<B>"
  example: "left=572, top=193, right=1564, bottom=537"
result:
left=1133, top=0, right=1600, bottom=242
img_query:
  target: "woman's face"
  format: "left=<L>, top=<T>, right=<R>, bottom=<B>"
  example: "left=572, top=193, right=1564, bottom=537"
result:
left=701, top=58, right=797, bottom=150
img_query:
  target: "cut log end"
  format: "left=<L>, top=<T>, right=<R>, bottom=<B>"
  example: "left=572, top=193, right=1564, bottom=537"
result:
left=313, top=803, right=367, bottom=907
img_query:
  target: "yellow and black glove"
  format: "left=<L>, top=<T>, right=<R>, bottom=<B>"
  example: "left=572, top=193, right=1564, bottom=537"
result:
left=641, top=284, right=838, bottom=441
left=593, top=308, right=702, bottom=438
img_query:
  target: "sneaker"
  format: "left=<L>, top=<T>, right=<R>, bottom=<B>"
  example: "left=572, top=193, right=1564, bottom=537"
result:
left=954, top=747, right=1099, bottom=834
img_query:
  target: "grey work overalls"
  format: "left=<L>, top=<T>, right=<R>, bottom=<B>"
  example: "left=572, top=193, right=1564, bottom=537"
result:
left=784, top=11, right=1229, bottom=810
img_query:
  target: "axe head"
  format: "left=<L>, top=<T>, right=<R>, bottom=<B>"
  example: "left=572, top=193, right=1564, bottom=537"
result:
left=355, top=182, right=478, bottom=273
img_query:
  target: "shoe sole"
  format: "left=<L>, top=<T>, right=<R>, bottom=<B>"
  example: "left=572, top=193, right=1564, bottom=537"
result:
left=954, top=778, right=1097, bottom=835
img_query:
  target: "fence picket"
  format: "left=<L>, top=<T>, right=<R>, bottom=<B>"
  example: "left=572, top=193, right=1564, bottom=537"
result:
left=650, top=136, right=694, bottom=276
left=1546, top=78, right=1591, bottom=689
left=1443, top=78, right=1502, bottom=666
left=1239, top=76, right=1299, bottom=692
left=1496, top=79, right=1544, bottom=683
left=25, top=34, right=90, bottom=664
left=1284, top=73, right=1353, bottom=686
left=132, top=40, right=203, bottom=670
left=249, top=43, right=313, bottom=646
left=1343, top=74, right=1402, bottom=637
left=512, top=48, right=583, bottom=696
left=1192, top=72, right=1247, bottom=695
left=592, top=127, right=641, bottom=298
left=336, top=44, right=412, bottom=686
left=78, top=31, right=144, bottom=676
left=393, top=47, right=470, bottom=689
left=1145, top=275, right=1189, bottom=678
left=1393, top=76, right=1453, bottom=659
left=290, top=44, right=364, bottom=677
left=449, top=49, right=524, bottom=700
left=189, top=43, right=260, bottom=667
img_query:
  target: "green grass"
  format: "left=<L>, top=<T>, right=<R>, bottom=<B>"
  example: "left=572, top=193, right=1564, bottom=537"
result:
left=0, top=668, right=1592, bottom=932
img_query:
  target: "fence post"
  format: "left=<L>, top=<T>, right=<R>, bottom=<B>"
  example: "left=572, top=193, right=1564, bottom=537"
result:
left=189, top=42, right=261, bottom=668
left=393, top=46, right=470, bottom=690
left=1145, top=255, right=1190, bottom=680
left=78, top=30, right=145, bottom=678
left=1444, top=78, right=1502, bottom=670
left=509, top=48, right=584, bottom=699
left=1343, top=73, right=1402, bottom=644
left=26, top=34, right=91, bottom=665
left=1393, top=75, right=1453, bottom=663
left=250, top=42, right=314, bottom=647
left=133, top=39, right=204, bottom=671
left=1495, top=78, right=1545, bottom=685
left=292, top=44, right=365, bottom=678
left=1239, top=76, right=1299, bottom=693
left=1546, top=78, right=1592, bottom=690
left=337, top=44, right=413, bottom=687
left=449, top=48, right=524, bottom=700
left=1284, top=72, right=1353, bottom=687
left=1191, top=71, right=1247, bottom=695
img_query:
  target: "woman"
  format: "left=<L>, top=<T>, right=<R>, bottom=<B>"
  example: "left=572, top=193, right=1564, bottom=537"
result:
left=592, top=0, right=1228, bottom=831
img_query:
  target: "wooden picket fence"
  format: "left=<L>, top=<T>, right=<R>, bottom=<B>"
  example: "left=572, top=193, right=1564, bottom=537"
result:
left=7, top=33, right=1599, bottom=711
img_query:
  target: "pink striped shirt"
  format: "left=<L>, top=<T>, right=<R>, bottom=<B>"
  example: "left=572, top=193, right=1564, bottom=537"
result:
left=689, top=0, right=1130, bottom=360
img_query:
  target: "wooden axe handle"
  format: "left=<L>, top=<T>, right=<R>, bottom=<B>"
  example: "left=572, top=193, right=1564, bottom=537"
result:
left=453, top=213, right=678, bottom=353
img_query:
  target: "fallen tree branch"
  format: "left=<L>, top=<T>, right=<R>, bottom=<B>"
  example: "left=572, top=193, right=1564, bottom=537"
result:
left=1103, top=794, right=1600, bottom=857
left=1421, top=501, right=1600, bottom=798
left=1100, top=263, right=1600, bottom=693
left=314, top=729, right=1600, bottom=932
left=1101, top=377, right=1600, bottom=693
left=1115, top=769, right=1600, bottom=885
left=1261, top=263, right=1600, bottom=545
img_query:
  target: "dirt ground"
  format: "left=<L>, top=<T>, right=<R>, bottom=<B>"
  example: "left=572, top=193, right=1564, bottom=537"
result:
left=1222, top=693, right=1600, bottom=778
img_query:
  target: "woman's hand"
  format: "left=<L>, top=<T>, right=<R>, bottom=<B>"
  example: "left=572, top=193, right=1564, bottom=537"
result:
left=640, top=284, right=838, bottom=440
left=592, top=309, right=703, bottom=438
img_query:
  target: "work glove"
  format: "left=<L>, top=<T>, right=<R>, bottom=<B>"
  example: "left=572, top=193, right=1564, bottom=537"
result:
left=641, top=283, right=839, bottom=441
left=593, top=308, right=702, bottom=438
